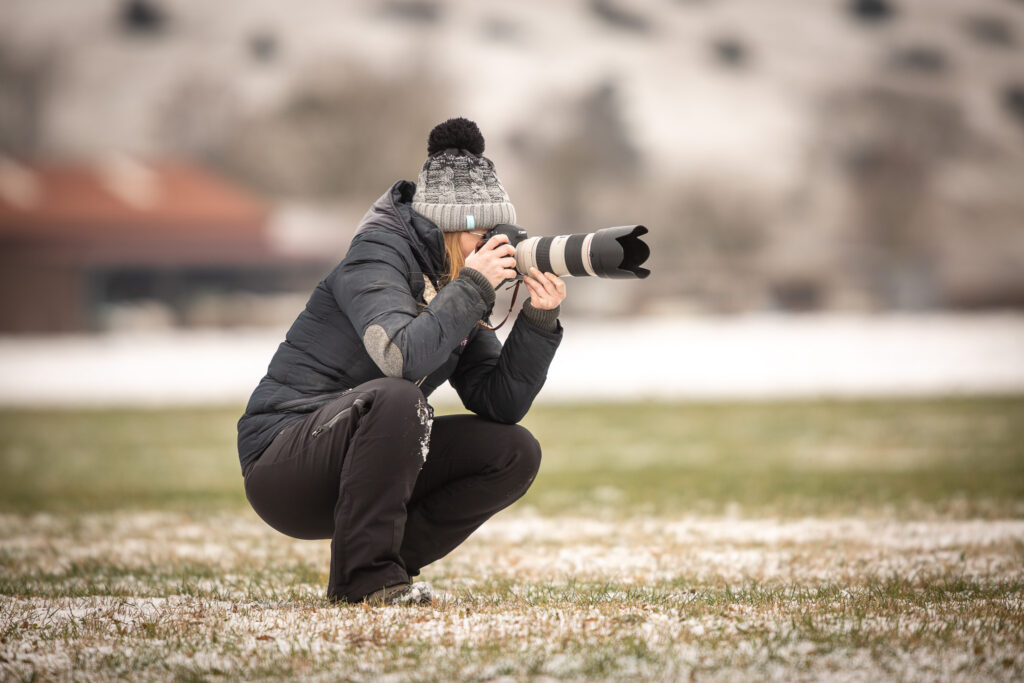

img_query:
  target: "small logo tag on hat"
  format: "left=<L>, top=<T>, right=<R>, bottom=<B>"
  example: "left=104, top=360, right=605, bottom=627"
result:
left=466, top=215, right=476, bottom=230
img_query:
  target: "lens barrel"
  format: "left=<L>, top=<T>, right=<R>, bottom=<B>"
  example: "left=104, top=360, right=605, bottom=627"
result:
left=511, top=225, right=650, bottom=279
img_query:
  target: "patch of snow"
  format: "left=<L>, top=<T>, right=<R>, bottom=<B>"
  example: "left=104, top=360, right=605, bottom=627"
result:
left=0, top=313, right=1022, bottom=406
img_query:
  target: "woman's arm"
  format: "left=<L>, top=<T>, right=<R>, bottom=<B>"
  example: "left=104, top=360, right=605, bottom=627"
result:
left=332, top=236, right=495, bottom=380
left=448, top=298, right=563, bottom=424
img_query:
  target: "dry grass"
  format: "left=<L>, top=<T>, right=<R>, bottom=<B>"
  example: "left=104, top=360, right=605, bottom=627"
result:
left=1, top=398, right=1023, bottom=680
left=2, top=511, right=1022, bottom=681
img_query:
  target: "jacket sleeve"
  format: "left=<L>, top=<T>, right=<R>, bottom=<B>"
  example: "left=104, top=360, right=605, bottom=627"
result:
left=332, top=238, right=495, bottom=380
left=449, top=301, right=563, bottom=424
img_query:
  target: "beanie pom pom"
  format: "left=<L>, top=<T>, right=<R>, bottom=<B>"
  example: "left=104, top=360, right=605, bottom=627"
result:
left=427, top=117, right=485, bottom=156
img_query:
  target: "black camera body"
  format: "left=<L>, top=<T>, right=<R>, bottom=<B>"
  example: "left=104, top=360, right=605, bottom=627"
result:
left=484, top=223, right=529, bottom=249
left=482, top=223, right=650, bottom=280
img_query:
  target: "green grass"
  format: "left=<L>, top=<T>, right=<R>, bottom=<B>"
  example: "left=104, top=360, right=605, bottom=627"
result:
left=0, top=407, right=244, bottom=511
left=1, top=397, right=1023, bottom=680
left=1, top=396, right=1022, bottom=516
left=522, top=397, right=1024, bottom=517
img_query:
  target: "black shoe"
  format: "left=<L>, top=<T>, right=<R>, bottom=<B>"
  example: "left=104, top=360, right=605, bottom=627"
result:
left=363, top=582, right=434, bottom=606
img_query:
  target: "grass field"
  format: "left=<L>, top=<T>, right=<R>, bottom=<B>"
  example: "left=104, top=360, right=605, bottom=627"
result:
left=1, top=397, right=1023, bottom=680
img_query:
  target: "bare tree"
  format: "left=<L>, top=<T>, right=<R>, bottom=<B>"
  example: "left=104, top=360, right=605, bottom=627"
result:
left=817, top=86, right=965, bottom=308
left=517, top=80, right=642, bottom=234
left=0, top=43, right=57, bottom=157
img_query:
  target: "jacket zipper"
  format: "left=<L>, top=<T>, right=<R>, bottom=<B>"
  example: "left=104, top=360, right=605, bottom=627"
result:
left=310, top=396, right=367, bottom=439
left=311, top=407, right=350, bottom=439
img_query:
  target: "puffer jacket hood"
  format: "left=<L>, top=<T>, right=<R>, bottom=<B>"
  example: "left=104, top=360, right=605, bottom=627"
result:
left=358, top=181, right=446, bottom=281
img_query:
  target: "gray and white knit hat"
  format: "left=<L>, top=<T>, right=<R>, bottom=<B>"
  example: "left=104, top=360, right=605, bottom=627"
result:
left=411, top=117, right=517, bottom=233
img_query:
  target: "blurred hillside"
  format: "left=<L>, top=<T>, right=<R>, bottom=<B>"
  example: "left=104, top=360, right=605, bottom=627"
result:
left=1, top=0, right=1023, bottom=321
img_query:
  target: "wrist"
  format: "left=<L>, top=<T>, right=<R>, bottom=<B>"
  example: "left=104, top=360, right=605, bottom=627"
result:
left=458, top=267, right=496, bottom=308
left=521, top=299, right=559, bottom=332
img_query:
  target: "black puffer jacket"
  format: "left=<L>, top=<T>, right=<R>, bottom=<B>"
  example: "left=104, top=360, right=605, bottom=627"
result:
left=237, top=181, right=563, bottom=472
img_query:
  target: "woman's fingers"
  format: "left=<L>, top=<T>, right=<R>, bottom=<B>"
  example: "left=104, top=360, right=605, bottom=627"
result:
left=544, top=271, right=566, bottom=295
left=525, top=268, right=566, bottom=310
left=465, top=235, right=520, bottom=287
left=530, top=269, right=559, bottom=295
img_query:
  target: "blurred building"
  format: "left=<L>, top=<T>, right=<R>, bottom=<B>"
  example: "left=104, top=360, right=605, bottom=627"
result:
left=0, top=157, right=326, bottom=332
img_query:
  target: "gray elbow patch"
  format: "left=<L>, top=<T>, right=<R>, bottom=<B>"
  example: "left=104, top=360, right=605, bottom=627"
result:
left=364, top=324, right=404, bottom=377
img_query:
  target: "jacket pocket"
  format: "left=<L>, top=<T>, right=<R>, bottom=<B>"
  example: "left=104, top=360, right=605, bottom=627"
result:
left=310, top=397, right=367, bottom=439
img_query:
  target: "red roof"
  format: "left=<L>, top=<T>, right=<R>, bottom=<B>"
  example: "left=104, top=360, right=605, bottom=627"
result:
left=0, top=158, right=276, bottom=266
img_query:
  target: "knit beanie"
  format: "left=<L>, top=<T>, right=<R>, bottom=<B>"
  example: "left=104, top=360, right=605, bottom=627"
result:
left=411, top=117, right=517, bottom=233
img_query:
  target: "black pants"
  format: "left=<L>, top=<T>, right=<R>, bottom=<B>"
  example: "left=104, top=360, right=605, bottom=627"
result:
left=243, top=377, right=542, bottom=602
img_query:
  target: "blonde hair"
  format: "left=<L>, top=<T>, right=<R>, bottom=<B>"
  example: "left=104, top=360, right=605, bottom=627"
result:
left=441, top=231, right=465, bottom=286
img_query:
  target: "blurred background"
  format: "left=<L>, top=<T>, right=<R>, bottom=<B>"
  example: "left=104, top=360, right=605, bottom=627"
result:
left=3, top=6, right=1024, bottom=678
left=1, top=0, right=1023, bottom=403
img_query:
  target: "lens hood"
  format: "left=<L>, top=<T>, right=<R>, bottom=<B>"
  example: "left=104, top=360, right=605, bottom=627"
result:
left=589, top=225, right=650, bottom=279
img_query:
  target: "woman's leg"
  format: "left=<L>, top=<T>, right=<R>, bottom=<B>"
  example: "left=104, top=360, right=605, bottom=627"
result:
left=398, top=415, right=542, bottom=575
left=243, top=377, right=432, bottom=602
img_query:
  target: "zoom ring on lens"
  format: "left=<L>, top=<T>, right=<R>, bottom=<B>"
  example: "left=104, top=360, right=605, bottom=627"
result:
left=516, top=233, right=601, bottom=277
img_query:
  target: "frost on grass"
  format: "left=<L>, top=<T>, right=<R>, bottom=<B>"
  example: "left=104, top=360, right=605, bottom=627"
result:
left=1, top=510, right=1023, bottom=681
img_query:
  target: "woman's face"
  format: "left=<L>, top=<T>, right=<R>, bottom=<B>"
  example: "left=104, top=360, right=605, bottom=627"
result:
left=458, top=230, right=487, bottom=258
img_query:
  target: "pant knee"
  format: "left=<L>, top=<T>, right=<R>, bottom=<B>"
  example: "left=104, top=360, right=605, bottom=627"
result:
left=506, top=425, right=542, bottom=484
left=359, top=377, right=431, bottom=463
left=366, top=377, right=425, bottom=407
left=361, top=378, right=428, bottom=425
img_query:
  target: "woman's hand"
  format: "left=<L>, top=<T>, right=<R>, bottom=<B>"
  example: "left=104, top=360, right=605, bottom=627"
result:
left=523, top=267, right=567, bottom=311
left=463, top=235, right=518, bottom=289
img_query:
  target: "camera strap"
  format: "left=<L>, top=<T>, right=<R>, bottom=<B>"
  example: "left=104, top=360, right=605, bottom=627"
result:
left=476, top=280, right=523, bottom=332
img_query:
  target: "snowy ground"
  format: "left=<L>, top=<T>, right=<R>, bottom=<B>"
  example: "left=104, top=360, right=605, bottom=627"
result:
left=2, top=330, right=1021, bottom=680
left=1, top=312, right=1022, bottom=406
left=2, top=510, right=1022, bottom=681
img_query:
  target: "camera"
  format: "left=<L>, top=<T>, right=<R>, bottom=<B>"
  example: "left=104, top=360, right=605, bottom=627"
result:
left=482, top=224, right=650, bottom=279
